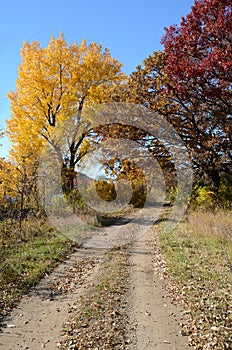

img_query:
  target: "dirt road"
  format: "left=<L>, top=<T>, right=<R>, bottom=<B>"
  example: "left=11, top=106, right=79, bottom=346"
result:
left=126, top=227, right=190, bottom=349
left=0, top=212, right=190, bottom=349
left=0, top=248, right=103, bottom=350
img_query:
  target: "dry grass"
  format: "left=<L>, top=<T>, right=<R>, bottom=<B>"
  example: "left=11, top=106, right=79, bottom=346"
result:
left=185, top=209, right=232, bottom=240
left=159, top=209, right=232, bottom=349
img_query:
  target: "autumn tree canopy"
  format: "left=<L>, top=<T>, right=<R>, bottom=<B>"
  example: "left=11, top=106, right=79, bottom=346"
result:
left=118, top=0, right=231, bottom=191
left=7, top=34, right=125, bottom=191
left=5, top=2, right=232, bottom=211
left=161, top=0, right=232, bottom=188
left=161, top=0, right=232, bottom=110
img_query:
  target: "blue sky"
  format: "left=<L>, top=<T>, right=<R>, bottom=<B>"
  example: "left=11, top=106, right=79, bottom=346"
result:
left=0, top=0, right=194, bottom=158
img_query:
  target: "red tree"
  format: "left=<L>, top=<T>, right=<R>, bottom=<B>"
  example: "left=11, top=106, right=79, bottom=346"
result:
left=161, top=0, right=231, bottom=108
left=161, top=0, right=232, bottom=189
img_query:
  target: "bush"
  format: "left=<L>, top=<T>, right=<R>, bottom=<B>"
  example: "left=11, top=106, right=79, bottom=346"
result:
left=191, top=175, right=232, bottom=209
left=193, top=185, right=216, bottom=209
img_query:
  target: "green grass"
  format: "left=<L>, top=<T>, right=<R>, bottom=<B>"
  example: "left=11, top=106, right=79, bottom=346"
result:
left=0, top=218, right=79, bottom=320
left=158, top=209, right=232, bottom=349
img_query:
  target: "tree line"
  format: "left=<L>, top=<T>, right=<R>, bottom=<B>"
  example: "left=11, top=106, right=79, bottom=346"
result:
left=0, top=0, right=231, bottom=217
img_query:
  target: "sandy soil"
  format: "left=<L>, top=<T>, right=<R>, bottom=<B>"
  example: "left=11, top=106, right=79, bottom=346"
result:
left=125, top=227, right=190, bottom=349
left=0, top=211, right=190, bottom=349
left=0, top=249, right=103, bottom=350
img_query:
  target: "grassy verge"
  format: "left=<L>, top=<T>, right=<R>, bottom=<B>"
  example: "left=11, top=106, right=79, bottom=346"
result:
left=59, top=248, right=129, bottom=350
left=158, top=210, right=232, bottom=349
left=0, top=218, right=79, bottom=321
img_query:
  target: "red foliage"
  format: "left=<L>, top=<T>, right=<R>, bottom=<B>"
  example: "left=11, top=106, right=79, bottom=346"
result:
left=161, top=0, right=232, bottom=103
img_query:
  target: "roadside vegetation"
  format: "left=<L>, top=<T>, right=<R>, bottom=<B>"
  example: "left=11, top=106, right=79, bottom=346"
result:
left=0, top=218, right=78, bottom=322
left=159, top=209, right=232, bottom=349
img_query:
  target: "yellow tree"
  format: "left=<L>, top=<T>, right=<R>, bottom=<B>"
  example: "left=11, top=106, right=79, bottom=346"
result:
left=7, top=34, right=125, bottom=191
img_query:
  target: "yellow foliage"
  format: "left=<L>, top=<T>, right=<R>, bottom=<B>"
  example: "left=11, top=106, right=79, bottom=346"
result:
left=194, top=186, right=216, bottom=208
left=7, top=33, right=125, bottom=171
